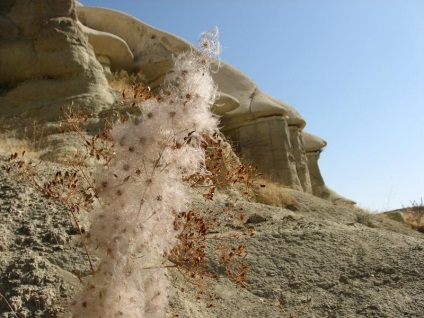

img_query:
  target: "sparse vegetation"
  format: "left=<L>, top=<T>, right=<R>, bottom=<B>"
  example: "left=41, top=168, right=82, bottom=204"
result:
left=384, top=211, right=404, bottom=223
left=356, top=213, right=379, bottom=228
left=395, top=199, right=424, bottom=232
left=379, top=198, right=424, bottom=233
left=0, top=119, right=48, bottom=158
left=107, top=69, right=147, bottom=92
left=0, top=135, right=32, bottom=157
left=402, top=198, right=424, bottom=232
left=4, top=27, right=255, bottom=317
left=253, top=178, right=299, bottom=211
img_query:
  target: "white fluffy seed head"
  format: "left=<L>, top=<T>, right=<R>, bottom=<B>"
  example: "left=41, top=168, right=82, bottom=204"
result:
left=74, top=28, right=222, bottom=318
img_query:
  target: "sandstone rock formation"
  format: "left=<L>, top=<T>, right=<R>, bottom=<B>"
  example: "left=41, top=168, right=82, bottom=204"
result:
left=75, top=3, right=353, bottom=204
left=0, top=0, right=115, bottom=160
left=3, top=5, right=424, bottom=318
left=0, top=0, right=352, bottom=204
left=303, top=132, right=355, bottom=204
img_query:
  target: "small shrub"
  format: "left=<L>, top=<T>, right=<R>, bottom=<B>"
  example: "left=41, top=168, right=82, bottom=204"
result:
left=107, top=69, right=147, bottom=92
left=356, top=214, right=378, bottom=228
left=385, top=211, right=405, bottom=223
left=253, top=178, right=299, bottom=210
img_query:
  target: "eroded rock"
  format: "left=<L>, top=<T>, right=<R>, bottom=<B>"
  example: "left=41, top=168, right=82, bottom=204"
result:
left=0, top=1, right=353, bottom=204
left=0, top=0, right=115, bottom=160
left=73, top=4, right=340, bottom=203
left=73, top=3, right=354, bottom=204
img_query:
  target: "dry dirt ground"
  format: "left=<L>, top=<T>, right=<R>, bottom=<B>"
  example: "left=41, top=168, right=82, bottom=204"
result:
left=0, top=154, right=423, bottom=318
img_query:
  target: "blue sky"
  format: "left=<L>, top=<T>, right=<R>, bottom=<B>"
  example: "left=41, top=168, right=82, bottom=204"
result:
left=81, top=0, right=424, bottom=212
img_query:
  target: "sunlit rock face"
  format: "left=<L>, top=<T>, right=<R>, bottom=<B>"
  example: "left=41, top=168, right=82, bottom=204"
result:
left=0, top=1, right=352, bottom=204
left=0, top=0, right=115, bottom=160
left=303, top=132, right=355, bottom=205
left=74, top=3, right=353, bottom=204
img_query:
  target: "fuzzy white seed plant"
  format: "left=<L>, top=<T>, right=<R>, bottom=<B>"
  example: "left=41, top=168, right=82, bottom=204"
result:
left=72, top=27, right=222, bottom=317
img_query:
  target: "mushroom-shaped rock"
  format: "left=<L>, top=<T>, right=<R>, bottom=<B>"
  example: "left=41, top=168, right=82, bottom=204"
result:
left=73, top=5, right=312, bottom=192
left=76, top=5, right=305, bottom=130
left=251, top=91, right=306, bottom=128
left=289, top=127, right=312, bottom=193
left=303, top=132, right=355, bottom=205
left=303, top=131, right=328, bottom=152
left=76, top=6, right=191, bottom=71
left=78, top=22, right=134, bottom=71
left=74, top=4, right=354, bottom=203
left=303, top=132, right=329, bottom=197
left=212, top=93, right=240, bottom=116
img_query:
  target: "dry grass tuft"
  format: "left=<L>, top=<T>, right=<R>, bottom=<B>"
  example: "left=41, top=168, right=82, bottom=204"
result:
left=0, top=117, right=50, bottom=159
left=0, top=135, right=41, bottom=159
left=356, top=213, right=379, bottom=228
left=107, top=70, right=147, bottom=92
left=396, top=201, right=424, bottom=233
left=253, top=178, right=299, bottom=211
left=378, top=198, right=424, bottom=233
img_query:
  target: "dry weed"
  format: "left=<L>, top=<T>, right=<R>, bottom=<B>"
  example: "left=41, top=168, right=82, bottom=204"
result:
left=253, top=178, right=299, bottom=211
left=402, top=199, right=424, bottom=232
left=378, top=199, right=424, bottom=233
left=0, top=119, right=48, bottom=158
left=3, top=28, right=256, bottom=316
left=107, top=69, right=147, bottom=92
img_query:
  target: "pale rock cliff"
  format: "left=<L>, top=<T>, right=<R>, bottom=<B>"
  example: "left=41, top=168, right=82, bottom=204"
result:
left=75, top=4, right=353, bottom=204
left=0, top=1, right=353, bottom=204
left=0, top=0, right=115, bottom=160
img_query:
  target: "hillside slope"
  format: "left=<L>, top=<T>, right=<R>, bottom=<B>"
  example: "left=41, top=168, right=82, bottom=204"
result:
left=0, top=155, right=423, bottom=317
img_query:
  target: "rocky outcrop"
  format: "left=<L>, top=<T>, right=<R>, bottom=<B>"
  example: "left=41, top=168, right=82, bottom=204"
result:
left=289, top=126, right=312, bottom=193
left=77, top=21, right=134, bottom=73
left=303, top=132, right=355, bottom=204
left=75, top=4, right=353, bottom=204
left=304, top=132, right=328, bottom=198
left=0, top=0, right=115, bottom=160
left=0, top=1, right=352, bottom=204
